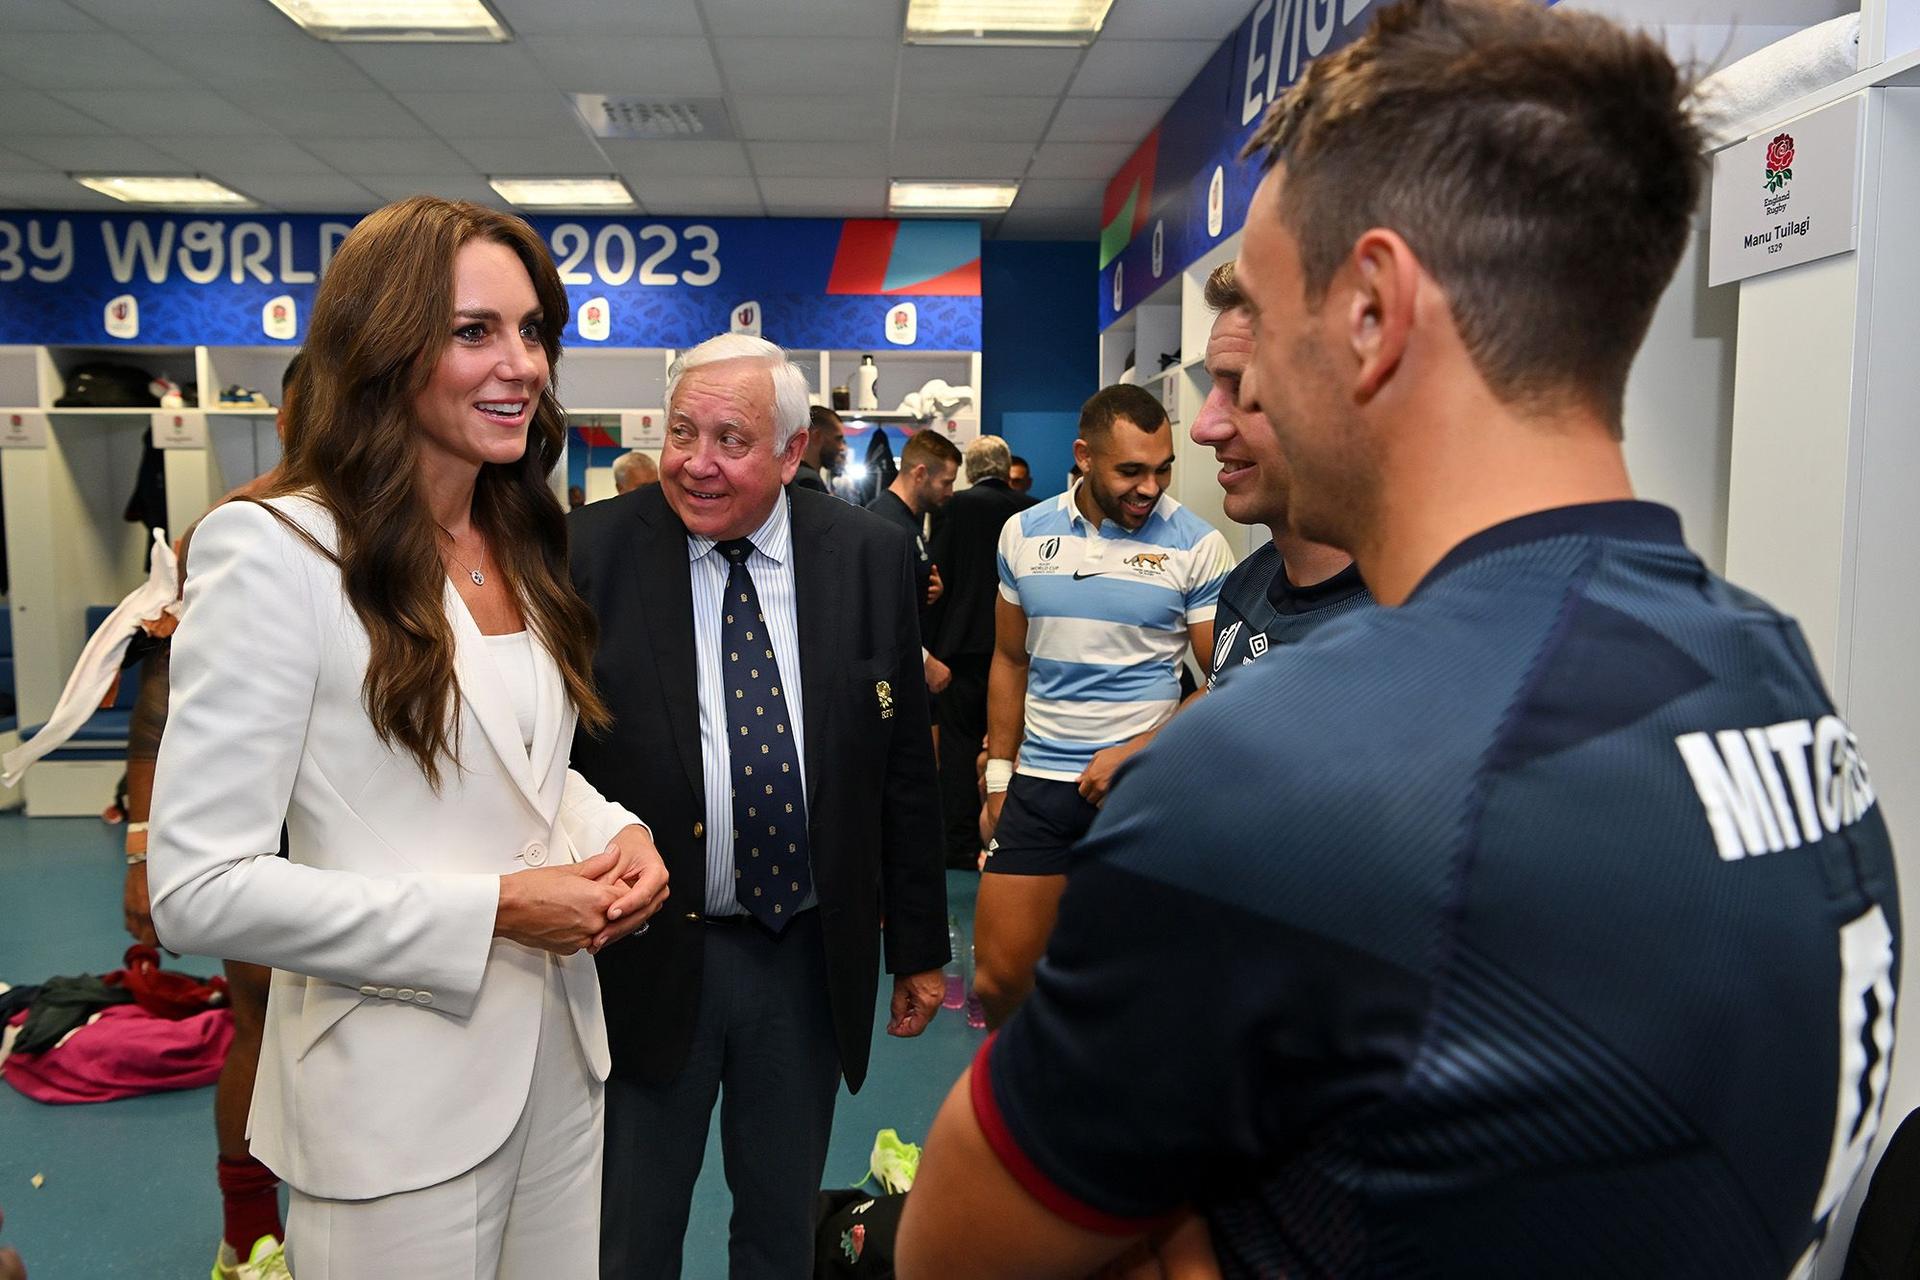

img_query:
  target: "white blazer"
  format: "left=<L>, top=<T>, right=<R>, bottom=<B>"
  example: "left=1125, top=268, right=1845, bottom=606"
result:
left=149, top=495, right=641, bottom=1201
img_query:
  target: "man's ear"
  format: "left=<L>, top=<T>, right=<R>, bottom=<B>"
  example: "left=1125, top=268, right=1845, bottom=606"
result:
left=1346, top=229, right=1417, bottom=402
left=1072, top=437, right=1091, bottom=472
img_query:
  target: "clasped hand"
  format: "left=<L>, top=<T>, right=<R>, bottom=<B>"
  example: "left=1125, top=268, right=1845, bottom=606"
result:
left=494, top=825, right=669, bottom=956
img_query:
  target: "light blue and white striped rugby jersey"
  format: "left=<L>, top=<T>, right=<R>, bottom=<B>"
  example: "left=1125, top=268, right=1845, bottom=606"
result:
left=996, top=483, right=1235, bottom=781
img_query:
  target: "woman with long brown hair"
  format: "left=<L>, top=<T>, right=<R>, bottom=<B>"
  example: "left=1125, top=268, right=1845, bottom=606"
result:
left=148, top=196, right=668, bottom=1279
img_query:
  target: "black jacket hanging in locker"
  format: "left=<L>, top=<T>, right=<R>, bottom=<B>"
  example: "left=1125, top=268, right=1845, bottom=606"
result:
left=123, top=427, right=168, bottom=566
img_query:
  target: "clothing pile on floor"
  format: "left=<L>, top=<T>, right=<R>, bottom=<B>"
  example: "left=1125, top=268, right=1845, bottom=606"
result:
left=0, top=946, right=232, bottom=1104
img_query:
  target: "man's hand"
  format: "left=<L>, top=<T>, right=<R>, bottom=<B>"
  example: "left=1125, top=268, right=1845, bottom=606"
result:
left=926, top=564, right=944, bottom=606
left=924, top=653, right=952, bottom=695
left=495, top=851, right=623, bottom=956
left=589, top=824, right=670, bottom=952
left=1077, top=736, right=1148, bottom=806
left=887, top=969, right=945, bottom=1037
left=1093, top=1214, right=1221, bottom=1280
left=123, top=861, right=158, bottom=948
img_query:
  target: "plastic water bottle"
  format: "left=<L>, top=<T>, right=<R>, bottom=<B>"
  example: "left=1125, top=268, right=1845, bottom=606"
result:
left=965, top=941, right=987, bottom=1029
left=942, top=913, right=966, bottom=1009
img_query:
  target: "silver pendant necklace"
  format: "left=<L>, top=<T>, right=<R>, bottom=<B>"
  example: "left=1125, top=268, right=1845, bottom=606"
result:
left=438, top=525, right=487, bottom=587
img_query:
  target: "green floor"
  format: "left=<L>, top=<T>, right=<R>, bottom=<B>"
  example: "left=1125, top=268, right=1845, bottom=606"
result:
left=0, top=814, right=982, bottom=1278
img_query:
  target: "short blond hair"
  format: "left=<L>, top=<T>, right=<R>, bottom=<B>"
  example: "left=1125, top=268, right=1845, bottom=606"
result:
left=963, top=435, right=1011, bottom=484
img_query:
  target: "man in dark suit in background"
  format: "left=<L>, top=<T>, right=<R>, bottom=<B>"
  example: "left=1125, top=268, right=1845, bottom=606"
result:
left=570, top=334, right=949, bottom=1278
left=924, top=435, right=1035, bottom=868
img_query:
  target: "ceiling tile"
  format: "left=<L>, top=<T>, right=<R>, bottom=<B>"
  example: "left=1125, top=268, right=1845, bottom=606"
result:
left=1026, top=141, right=1134, bottom=179
left=489, top=0, right=705, bottom=37
left=148, top=136, right=337, bottom=176
left=301, top=137, right=474, bottom=175
left=1099, top=0, right=1253, bottom=42
left=0, top=146, right=53, bottom=173
left=361, top=174, right=502, bottom=205
left=746, top=142, right=887, bottom=179
left=519, top=35, right=721, bottom=95
left=445, top=135, right=612, bottom=174
left=896, top=95, right=1055, bottom=142
left=219, top=86, right=424, bottom=138
left=898, top=46, right=1082, bottom=97
left=218, top=172, right=381, bottom=211
left=67, top=0, right=291, bottom=31
left=134, top=32, right=379, bottom=91
left=731, top=95, right=891, bottom=142
left=1010, top=178, right=1107, bottom=209
left=1046, top=96, right=1166, bottom=143
left=0, top=33, right=192, bottom=88
left=1070, top=39, right=1218, bottom=97
left=702, top=0, right=900, bottom=38
left=0, top=89, right=115, bottom=135
left=6, top=135, right=184, bottom=172
left=341, top=43, right=551, bottom=93
left=642, top=197, right=766, bottom=217
left=764, top=176, right=883, bottom=206
left=48, top=88, right=261, bottom=134
left=889, top=141, right=1035, bottom=179
left=714, top=38, right=898, bottom=95
left=0, top=173, right=117, bottom=205
left=602, top=140, right=752, bottom=178
left=0, top=1, right=102, bottom=31
left=629, top=175, right=762, bottom=209
left=396, top=91, right=586, bottom=140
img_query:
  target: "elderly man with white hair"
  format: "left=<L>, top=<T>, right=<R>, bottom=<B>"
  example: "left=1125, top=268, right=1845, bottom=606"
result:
left=566, top=333, right=950, bottom=1278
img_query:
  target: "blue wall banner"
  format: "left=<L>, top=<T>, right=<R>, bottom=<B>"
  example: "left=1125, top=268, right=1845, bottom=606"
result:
left=0, top=213, right=981, bottom=351
left=1098, top=0, right=1559, bottom=328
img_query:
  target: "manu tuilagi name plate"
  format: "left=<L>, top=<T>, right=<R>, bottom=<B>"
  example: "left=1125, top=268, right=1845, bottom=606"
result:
left=1710, top=95, right=1865, bottom=287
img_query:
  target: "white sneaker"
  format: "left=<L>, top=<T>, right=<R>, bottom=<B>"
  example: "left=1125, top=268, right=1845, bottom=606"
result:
left=214, top=1235, right=291, bottom=1280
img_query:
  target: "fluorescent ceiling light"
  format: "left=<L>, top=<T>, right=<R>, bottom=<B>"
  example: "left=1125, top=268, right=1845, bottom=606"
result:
left=889, top=180, right=1019, bottom=214
left=905, top=0, right=1114, bottom=45
left=75, top=175, right=257, bottom=207
left=489, top=176, right=636, bottom=209
left=265, top=0, right=511, bottom=42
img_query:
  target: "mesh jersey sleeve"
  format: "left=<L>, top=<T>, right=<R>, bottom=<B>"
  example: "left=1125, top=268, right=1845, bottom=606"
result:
left=996, top=510, right=1024, bottom=605
left=977, top=701, right=1428, bottom=1226
left=1182, top=528, right=1235, bottom=624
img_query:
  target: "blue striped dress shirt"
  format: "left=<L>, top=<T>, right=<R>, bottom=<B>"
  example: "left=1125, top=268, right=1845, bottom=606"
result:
left=687, top=496, right=814, bottom=916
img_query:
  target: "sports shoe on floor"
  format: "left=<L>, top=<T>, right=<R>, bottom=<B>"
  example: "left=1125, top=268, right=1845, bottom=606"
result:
left=214, top=1234, right=291, bottom=1280
left=869, top=1128, right=921, bottom=1194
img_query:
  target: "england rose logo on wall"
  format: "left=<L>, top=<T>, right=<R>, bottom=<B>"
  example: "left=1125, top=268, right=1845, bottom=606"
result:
left=1764, top=133, right=1795, bottom=193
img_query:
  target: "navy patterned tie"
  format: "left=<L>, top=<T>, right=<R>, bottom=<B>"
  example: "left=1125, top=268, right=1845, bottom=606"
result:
left=718, top=538, right=811, bottom=931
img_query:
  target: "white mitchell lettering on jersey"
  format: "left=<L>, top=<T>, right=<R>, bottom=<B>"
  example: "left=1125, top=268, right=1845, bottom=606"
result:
left=1676, top=715, right=1876, bottom=861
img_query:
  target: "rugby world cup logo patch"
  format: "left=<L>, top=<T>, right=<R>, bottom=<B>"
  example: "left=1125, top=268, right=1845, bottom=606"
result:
left=1764, top=132, right=1795, bottom=193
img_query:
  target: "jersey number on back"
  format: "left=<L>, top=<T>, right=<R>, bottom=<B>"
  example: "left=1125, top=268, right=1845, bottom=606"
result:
left=1813, top=905, right=1897, bottom=1229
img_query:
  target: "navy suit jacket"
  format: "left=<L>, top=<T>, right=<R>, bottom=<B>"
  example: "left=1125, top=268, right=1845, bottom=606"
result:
left=568, top=484, right=948, bottom=1090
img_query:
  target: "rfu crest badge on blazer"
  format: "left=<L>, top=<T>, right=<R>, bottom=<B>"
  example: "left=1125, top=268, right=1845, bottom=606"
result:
left=876, top=680, right=895, bottom=719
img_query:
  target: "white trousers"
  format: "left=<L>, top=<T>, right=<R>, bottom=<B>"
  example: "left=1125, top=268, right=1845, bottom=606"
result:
left=285, top=958, right=603, bottom=1280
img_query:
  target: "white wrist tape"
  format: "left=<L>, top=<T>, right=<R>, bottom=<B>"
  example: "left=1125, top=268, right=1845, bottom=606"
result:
left=984, top=758, right=1014, bottom=793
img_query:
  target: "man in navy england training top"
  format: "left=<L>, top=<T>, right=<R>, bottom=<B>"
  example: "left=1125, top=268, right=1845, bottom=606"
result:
left=898, top=2, right=1901, bottom=1277
left=1190, top=259, right=1371, bottom=686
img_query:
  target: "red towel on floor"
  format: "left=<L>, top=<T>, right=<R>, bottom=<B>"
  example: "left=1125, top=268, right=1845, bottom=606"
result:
left=3, top=1002, right=232, bottom=1104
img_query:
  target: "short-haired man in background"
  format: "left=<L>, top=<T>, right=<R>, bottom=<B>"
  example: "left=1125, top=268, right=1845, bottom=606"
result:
left=792, top=405, right=846, bottom=495
left=925, top=436, right=1036, bottom=868
left=1006, top=455, right=1032, bottom=496
left=971, top=385, right=1232, bottom=1026
left=1191, top=261, right=1371, bottom=687
left=867, top=428, right=963, bottom=694
left=612, top=449, right=658, bottom=494
left=900, top=2, right=1900, bottom=1275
